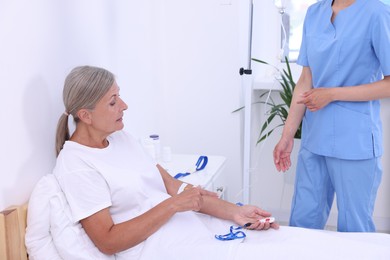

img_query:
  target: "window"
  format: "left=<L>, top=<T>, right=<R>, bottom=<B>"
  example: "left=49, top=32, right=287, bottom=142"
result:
left=281, top=0, right=390, bottom=62
left=279, top=0, right=317, bottom=62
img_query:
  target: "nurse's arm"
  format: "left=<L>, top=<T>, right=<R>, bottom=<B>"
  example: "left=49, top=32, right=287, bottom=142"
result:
left=299, top=76, right=390, bottom=112
left=282, top=66, right=313, bottom=140
left=273, top=66, right=312, bottom=172
left=330, top=75, right=390, bottom=101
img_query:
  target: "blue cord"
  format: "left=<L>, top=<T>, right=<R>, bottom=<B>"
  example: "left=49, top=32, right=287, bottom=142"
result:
left=174, top=156, right=208, bottom=179
left=215, top=225, right=247, bottom=241
left=215, top=202, right=251, bottom=241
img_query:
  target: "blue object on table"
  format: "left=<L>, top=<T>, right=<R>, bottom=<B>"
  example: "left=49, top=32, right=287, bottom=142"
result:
left=173, top=155, right=208, bottom=179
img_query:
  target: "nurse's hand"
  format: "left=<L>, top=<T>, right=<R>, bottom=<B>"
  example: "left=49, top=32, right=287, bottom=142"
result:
left=298, top=88, right=334, bottom=112
left=273, top=137, right=293, bottom=172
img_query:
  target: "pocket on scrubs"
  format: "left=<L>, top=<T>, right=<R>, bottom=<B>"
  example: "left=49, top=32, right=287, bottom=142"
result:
left=333, top=103, right=373, bottom=159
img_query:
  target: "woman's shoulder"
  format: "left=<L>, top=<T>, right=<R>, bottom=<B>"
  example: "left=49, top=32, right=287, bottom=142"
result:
left=55, top=142, right=91, bottom=170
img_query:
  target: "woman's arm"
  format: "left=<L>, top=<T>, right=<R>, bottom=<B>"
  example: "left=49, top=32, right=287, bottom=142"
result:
left=157, top=164, right=218, bottom=197
left=81, top=163, right=278, bottom=255
left=158, top=164, right=279, bottom=230
left=80, top=182, right=206, bottom=254
left=298, top=76, right=390, bottom=112
left=199, top=195, right=279, bottom=230
left=81, top=201, right=175, bottom=254
left=157, top=164, right=190, bottom=195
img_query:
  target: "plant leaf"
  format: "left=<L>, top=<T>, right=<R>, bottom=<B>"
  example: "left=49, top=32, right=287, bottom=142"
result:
left=285, top=56, right=293, bottom=81
left=251, top=58, right=269, bottom=65
left=257, top=123, right=284, bottom=144
left=278, top=107, right=289, bottom=122
left=259, top=112, right=277, bottom=136
left=245, top=56, right=301, bottom=144
left=231, top=106, right=244, bottom=113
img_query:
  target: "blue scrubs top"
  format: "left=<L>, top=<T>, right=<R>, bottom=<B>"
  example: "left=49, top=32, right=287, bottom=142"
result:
left=297, top=0, right=390, bottom=160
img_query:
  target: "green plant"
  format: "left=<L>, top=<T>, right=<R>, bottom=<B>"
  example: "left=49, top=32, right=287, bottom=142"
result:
left=234, top=56, right=302, bottom=144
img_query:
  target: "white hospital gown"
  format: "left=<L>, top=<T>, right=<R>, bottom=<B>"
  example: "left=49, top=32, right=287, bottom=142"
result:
left=54, top=130, right=236, bottom=259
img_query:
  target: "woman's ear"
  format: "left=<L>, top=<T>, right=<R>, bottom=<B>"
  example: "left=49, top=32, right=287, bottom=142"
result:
left=77, top=109, right=92, bottom=125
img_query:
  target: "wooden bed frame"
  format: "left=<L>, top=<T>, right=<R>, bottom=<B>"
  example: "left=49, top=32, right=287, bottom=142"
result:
left=0, top=204, right=28, bottom=260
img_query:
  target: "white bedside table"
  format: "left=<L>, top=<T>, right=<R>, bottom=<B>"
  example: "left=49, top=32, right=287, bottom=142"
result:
left=159, top=154, right=226, bottom=192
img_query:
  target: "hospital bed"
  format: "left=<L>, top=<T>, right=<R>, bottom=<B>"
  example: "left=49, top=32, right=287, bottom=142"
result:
left=2, top=174, right=390, bottom=259
left=0, top=204, right=28, bottom=260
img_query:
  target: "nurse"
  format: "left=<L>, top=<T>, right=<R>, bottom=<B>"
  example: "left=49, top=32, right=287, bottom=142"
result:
left=273, top=0, right=390, bottom=232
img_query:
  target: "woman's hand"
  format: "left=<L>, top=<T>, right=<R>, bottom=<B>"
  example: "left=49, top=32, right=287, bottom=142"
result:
left=233, top=205, right=279, bottom=230
left=274, top=137, right=294, bottom=172
left=171, top=186, right=217, bottom=212
left=297, top=88, right=334, bottom=112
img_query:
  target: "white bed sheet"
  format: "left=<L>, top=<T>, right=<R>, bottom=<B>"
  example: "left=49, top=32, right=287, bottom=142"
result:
left=26, top=174, right=390, bottom=259
left=138, top=212, right=390, bottom=260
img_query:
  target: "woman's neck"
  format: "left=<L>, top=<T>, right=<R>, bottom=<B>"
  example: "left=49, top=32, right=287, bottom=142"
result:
left=70, top=127, right=109, bottom=149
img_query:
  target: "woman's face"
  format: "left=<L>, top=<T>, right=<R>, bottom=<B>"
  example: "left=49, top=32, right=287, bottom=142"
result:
left=89, top=82, right=128, bottom=136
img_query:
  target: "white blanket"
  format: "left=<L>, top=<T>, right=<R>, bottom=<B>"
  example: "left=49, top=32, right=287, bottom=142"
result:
left=139, top=212, right=390, bottom=260
left=27, top=174, right=390, bottom=260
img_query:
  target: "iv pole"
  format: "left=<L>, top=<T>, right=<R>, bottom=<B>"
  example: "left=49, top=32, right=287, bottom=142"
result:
left=239, top=0, right=254, bottom=204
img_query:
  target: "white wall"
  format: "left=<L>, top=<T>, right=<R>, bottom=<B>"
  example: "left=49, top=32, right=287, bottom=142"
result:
left=0, top=0, right=159, bottom=209
left=148, top=0, right=244, bottom=202
left=0, top=0, right=244, bottom=209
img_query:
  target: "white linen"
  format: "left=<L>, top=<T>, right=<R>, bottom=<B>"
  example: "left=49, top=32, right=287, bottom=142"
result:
left=25, top=175, right=62, bottom=260
left=141, top=212, right=390, bottom=260
left=234, top=225, right=390, bottom=260
left=51, top=130, right=390, bottom=259
left=25, top=174, right=114, bottom=260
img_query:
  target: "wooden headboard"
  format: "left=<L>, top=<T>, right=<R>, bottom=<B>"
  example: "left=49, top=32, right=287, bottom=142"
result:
left=0, top=204, right=28, bottom=260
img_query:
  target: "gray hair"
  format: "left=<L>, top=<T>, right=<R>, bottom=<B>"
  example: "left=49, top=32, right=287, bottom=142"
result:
left=55, top=65, right=115, bottom=156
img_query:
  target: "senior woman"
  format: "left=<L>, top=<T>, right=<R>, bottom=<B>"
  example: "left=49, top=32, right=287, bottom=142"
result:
left=53, top=65, right=279, bottom=259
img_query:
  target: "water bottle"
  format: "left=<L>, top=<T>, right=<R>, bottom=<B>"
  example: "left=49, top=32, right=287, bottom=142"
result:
left=149, top=134, right=161, bottom=160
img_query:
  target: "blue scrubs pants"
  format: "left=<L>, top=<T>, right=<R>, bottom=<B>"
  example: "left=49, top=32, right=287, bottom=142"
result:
left=289, top=147, right=382, bottom=232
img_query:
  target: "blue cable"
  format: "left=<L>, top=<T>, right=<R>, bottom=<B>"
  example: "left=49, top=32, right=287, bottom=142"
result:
left=174, top=156, right=208, bottom=179
left=215, top=225, right=247, bottom=241
left=215, top=202, right=250, bottom=241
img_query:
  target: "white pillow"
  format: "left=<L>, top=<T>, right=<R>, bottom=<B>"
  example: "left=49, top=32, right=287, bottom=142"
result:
left=25, top=175, right=62, bottom=260
left=26, top=174, right=114, bottom=260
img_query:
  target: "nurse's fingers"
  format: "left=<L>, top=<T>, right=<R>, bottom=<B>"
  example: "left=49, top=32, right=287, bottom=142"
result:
left=279, top=157, right=291, bottom=172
